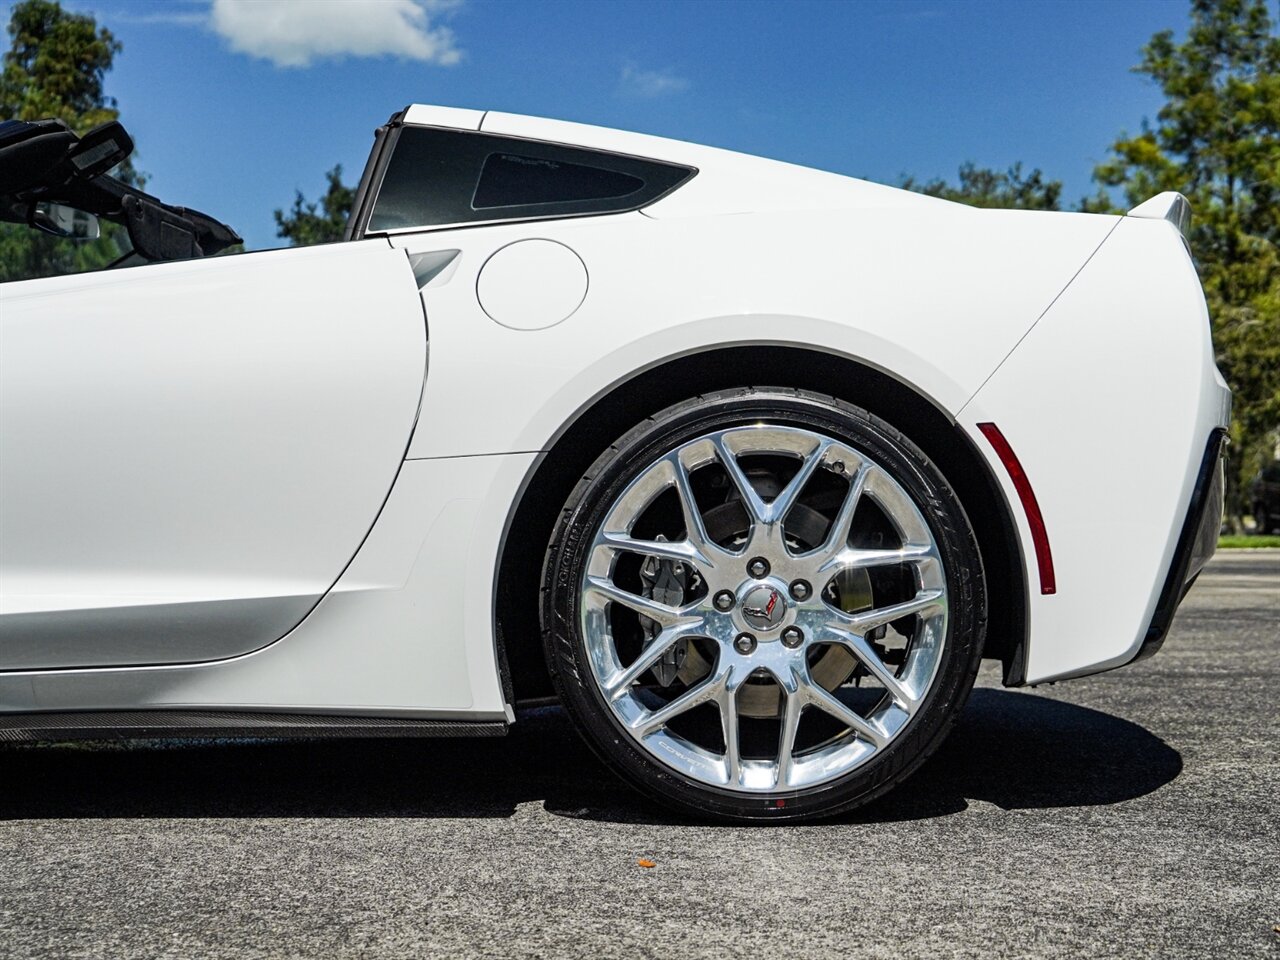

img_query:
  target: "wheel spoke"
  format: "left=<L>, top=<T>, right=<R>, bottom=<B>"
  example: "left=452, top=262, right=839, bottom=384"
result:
left=818, top=542, right=934, bottom=576
left=825, top=626, right=919, bottom=710
left=818, top=460, right=870, bottom=557
left=766, top=438, right=831, bottom=524
left=775, top=679, right=805, bottom=788
left=718, top=670, right=744, bottom=786
left=668, top=453, right=714, bottom=553
left=634, top=671, right=724, bottom=735
left=603, top=624, right=699, bottom=699
left=712, top=435, right=768, bottom=524
left=598, top=531, right=709, bottom=569
left=835, top=588, right=945, bottom=635
left=584, top=576, right=700, bottom=628
left=804, top=683, right=889, bottom=748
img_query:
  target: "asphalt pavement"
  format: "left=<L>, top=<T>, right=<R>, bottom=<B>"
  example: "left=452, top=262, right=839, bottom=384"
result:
left=0, top=551, right=1276, bottom=960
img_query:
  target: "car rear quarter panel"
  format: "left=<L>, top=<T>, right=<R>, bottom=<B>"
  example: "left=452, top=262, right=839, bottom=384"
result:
left=961, top=216, right=1232, bottom=682
left=398, top=206, right=1120, bottom=461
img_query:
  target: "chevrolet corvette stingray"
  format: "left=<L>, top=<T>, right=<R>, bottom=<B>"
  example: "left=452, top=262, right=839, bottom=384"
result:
left=0, top=106, right=1230, bottom=820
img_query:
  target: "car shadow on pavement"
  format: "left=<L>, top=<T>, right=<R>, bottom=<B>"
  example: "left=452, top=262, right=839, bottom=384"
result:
left=0, top=689, right=1181, bottom=824
left=849, top=687, right=1184, bottom=824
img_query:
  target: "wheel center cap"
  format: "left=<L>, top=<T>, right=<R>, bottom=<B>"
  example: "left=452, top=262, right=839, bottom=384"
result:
left=740, top=584, right=786, bottom=631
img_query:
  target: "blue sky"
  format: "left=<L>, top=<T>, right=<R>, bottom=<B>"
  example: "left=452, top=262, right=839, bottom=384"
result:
left=13, top=0, right=1196, bottom=250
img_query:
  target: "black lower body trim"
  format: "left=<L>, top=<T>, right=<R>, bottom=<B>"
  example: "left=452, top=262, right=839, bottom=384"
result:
left=1135, top=428, right=1228, bottom=662
left=0, top=711, right=508, bottom=743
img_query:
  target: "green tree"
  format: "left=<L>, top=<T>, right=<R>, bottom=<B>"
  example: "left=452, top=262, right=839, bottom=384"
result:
left=902, top=162, right=1063, bottom=210
left=0, top=0, right=119, bottom=128
left=274, top=165, right=355, bottom=246
left=1092, top=0, right=1280, bottom=527
left=0, top=0, right=131, bottom=282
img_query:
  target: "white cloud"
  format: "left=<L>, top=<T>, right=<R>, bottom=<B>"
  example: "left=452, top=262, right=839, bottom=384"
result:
left=105, top=0, right=209, bottom=26
left=110, top=10, right=210, bottom=26
left=209, top=0, right=463, bottom=68
left=619, top=61, right=689, bottom=98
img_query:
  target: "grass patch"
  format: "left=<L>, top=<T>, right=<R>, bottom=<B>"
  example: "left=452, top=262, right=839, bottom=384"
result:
left=1219, top=535, right=1280, bottom=549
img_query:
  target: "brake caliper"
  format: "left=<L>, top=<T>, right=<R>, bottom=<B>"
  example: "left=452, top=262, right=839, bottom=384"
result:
left=639, top=535, right=689, bottom=686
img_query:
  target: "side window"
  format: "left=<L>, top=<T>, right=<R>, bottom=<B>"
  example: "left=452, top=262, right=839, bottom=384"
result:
left=364, top=127, right=695, bottom=233
left=473, top=153, right=643, bottom=209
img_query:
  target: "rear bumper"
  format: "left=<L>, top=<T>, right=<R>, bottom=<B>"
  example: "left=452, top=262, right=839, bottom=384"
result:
left=1134, top=428, right=1227, bottom=662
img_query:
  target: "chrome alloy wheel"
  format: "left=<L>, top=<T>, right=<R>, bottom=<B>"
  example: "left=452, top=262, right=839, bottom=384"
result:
left=579, top=424, right=949, bottom=794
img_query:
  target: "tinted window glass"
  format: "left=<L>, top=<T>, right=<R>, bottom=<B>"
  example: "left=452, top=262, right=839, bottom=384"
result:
left=366, top=127, right=694, bottom=232
left=473, top=153, right=643, bottom=208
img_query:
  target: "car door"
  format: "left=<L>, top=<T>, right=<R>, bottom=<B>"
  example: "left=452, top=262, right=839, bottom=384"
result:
left=0, top=239, right=425, bottom=670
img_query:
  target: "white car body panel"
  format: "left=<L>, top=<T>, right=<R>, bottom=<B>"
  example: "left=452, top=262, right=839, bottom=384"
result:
left=394, top=207, right=1119, bottom=460
left=0, top=104, right=1230, bottom=723
left=402, top=104, right=484, bottom=131
left=961, top=216, right=1231, bottom=682
left=0, top=241, right=426, bottom=669
left=0, top=454, right=522, bottom=719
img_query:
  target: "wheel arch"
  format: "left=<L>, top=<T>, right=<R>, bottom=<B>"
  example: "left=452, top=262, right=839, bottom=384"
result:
left=495, top=344, right=1029, bottom=706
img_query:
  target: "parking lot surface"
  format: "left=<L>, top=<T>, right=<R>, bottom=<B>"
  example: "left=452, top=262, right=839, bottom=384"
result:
left=1, top=551, right=1276, bottom=959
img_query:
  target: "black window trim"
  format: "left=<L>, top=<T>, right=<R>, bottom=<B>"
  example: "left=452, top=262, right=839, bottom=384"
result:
left=352, top=120, right=698, bottom=240
left=346, top=112, right=406, bottom=243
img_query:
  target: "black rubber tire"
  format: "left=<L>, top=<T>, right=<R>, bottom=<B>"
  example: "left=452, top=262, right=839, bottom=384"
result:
left=540, top=387, right=987, bottom=822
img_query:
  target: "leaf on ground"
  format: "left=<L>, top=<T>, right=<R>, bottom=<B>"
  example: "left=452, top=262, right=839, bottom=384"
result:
left=637, top=859, right=656, bottom=868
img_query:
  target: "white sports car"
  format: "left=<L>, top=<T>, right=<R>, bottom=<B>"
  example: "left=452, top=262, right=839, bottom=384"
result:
left=0, top=105, right=1230, bottom=821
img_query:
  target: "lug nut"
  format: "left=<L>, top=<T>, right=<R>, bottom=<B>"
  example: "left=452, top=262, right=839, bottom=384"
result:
left=781, top=626, right=804, bottom=648
left=789, top=579, right=811, bottom=602
left=734, top=633, right=757, bottom=654
left=747, top=557, right=770, bottom=579
left=713, top=590, right=735, bottom=612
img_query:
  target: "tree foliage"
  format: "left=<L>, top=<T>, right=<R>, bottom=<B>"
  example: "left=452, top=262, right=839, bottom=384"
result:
left=1092, top=0, right=1280, bottom=525
left=902, top=162, right=1063, bottom=210
left=0, top=0, right=130, bottom=282
left=0, top=0, right=118, bottom=129
left=273, top=165, right=355, bottom=246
